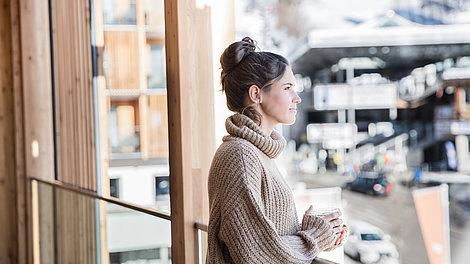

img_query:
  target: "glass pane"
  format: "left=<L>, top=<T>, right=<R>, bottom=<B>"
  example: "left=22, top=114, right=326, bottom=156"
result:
left=106, top=203, right=171, bottom=264
left=147, top=44, right=166, bottom=89
left=94, top=0, right=170, bottom=215
left=197, top=227, right=208, bottom=264
left=35, top=180, right=172, bottom=264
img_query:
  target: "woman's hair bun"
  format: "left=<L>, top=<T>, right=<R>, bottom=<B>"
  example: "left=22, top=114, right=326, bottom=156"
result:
left=220, top=37, right=257, bottom=73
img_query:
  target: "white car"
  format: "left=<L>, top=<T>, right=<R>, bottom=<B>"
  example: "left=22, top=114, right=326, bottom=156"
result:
left=344, top=220, right=399, bottom=264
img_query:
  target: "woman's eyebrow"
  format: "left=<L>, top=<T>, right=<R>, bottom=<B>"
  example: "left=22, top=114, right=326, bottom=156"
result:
left=283, top=82, right=295, bottom=86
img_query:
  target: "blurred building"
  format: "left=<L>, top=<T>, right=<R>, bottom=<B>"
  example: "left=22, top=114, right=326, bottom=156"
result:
left=101, top=0, right=172, bottom=262
left=289, top=3, right=470, bottom=173
left=103, top=0, right=168, bottom=161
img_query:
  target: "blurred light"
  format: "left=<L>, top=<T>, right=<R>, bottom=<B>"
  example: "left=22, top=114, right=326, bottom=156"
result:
left=31, top=140, right=39, bottom=158
left=368, top=123, right=377, bottom=137
left=331, top=64, right=339, bottom=72
left=442, top=67, right=470, bottom=80
left=457, top=56, right=470, bottom=67
left=368, top=47, right=377, bottom=55
left=445, top=86, right=455, bottom=94
left=389, top=108, right=397, bottom=120
left=294, top=74, right=311, bottom=93
left=338, top=57, right=385, bottom=70
left=373, top=184, right=383, bottom=193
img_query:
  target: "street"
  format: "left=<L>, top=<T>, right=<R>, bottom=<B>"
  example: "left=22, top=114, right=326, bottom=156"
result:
left=289, top=171, right=470, bottom=264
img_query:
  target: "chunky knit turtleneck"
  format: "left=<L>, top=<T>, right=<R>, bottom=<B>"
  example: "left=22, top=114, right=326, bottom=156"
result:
left=224, top=113, right=286, bottom=159
left=206, top=114, right=337, bottom=264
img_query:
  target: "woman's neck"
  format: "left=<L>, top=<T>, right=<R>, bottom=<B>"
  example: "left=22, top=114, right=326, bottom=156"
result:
left=258, top=118, right=276, bottom=137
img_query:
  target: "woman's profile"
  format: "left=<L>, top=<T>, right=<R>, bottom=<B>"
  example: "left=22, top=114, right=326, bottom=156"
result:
left=207, top=37, right=348, bottom=264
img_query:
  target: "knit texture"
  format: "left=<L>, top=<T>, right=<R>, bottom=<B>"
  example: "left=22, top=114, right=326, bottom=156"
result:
left=206, top=114, right=337, bottom=264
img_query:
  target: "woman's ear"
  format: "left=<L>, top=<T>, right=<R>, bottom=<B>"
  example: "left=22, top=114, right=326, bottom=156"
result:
left=248, top=85, right=261, bottom=104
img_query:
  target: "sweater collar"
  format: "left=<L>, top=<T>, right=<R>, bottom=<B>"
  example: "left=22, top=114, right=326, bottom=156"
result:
left=223, top=113, right=286, bottom=159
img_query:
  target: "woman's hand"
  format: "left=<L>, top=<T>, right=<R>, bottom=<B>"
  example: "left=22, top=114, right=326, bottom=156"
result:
left=335, top=224, right=349, bottom=246
left=301, top=206, right=347, bottom=251
left=302, top=206, right=342, bottom=233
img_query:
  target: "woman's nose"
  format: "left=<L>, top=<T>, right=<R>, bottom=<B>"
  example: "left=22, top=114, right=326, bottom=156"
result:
left=293, top=93, right=301, bottom=104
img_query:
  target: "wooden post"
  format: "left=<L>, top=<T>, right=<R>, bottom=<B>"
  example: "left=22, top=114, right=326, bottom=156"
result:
left=164, top=1, right=215, bottom=263
left=0, top=1, right=22, bottom=263
left=1, top=0, right=55, bottom=263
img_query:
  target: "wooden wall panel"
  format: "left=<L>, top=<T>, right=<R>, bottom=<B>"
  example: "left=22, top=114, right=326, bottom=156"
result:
left=54, top=188, right=96, bottom=264
left=147, top=94, right=169, bottom=158
left=0, top=1, right=20, bottom=263
left=49, top=0, right=98, bottom=263
left=50, top=0, right=96, bottom=190
left=104, top=31, right=140, bottom=90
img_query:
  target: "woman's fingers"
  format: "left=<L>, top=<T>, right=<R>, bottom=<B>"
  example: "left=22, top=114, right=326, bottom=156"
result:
left=335, top=225, right=349, bottom=245
left=330, top=219, right=343, bottom=227
left=332, top=225, right=342, bottom=234
left=335, top=232, right=344, bottom=245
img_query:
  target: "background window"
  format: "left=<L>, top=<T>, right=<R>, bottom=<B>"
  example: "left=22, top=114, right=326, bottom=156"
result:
left=110, top=178, right=120, bottom=198
left=108, top=100, right=141, bottom=155
left=103, top=0, right=136, bottom=25
left=155, top=176, right=170, bottom=200
left=147, top=44, right=166, bottom=89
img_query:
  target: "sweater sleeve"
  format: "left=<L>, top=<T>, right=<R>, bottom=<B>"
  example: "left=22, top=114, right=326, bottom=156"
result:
left=217, top=151, right=335, bottom=263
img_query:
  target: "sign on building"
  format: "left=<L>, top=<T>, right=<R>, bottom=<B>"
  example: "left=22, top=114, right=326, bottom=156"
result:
left=307, top=123, right=357, bottom=149
left=314, top=83, right=397, bottom=110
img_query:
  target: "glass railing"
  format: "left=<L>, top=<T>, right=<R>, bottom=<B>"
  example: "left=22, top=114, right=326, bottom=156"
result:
left=195, top=222, right=208, bottom=264
left=31, top=177, right=172, bottom=264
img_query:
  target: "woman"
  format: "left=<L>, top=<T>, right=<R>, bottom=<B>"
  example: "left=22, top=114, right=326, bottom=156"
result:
left=207, top=37, right=348, bottom=264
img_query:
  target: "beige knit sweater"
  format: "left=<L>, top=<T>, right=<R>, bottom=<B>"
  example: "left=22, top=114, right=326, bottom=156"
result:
left=207, top=114, right=337, bottom=264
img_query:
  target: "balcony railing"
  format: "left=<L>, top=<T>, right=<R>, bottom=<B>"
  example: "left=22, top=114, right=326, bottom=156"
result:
left=30, top=176, right=185, bottom=264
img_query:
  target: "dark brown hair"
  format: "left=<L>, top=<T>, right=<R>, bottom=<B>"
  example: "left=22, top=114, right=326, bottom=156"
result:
left=220, top=37, right=289, bottom=125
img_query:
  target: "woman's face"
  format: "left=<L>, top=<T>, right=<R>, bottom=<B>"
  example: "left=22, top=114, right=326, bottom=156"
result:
left=259, top=66, right=302, bottom=126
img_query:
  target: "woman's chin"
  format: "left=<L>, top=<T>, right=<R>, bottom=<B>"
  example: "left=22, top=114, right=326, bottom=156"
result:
left=282, top=116, right=296, bottom=125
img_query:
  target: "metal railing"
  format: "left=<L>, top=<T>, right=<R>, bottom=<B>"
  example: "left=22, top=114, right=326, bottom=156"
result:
left=30, top=176, right=171, bottom=221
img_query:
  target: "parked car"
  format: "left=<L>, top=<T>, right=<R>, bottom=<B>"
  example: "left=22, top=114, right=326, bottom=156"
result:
left=344, top=220, right=399, bottom=264
left=344, top=171, right=393, bottom=196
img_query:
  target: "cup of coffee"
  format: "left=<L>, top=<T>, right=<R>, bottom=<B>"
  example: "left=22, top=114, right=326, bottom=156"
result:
left=312, top=208, right=341, bottom=219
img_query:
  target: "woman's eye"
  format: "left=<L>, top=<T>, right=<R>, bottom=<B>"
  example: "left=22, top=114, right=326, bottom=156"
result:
left=284, top=86, right=291, bottom=90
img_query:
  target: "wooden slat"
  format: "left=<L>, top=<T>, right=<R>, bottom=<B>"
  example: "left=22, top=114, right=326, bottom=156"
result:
left=164, top=1, right=215, bottom=262
left=10, top=0, right=31, bottom=262
left=48, top=0, right=97, bottom=263
left=0, top=1, right=20, bottom=263
left=51, top=0, right=96, bottom=190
